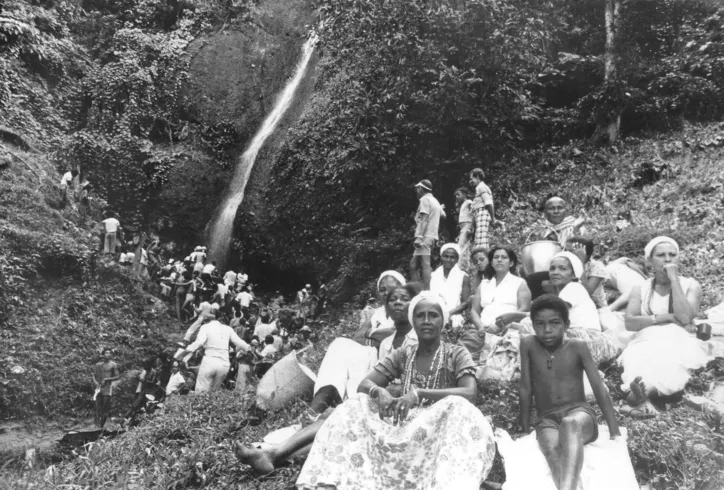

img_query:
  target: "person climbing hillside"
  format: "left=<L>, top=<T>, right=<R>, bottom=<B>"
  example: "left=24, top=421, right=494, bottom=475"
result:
left=410, top=179, right=445, bottom=289
left=101, top=211, right=122, bottom=255
left=59, top=168, right=78, bottom=208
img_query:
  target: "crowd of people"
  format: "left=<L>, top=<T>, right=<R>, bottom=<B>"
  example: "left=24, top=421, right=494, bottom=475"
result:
left=83, top=165, right=720, bottom=490
left=91, top=236, right=325, bottom=426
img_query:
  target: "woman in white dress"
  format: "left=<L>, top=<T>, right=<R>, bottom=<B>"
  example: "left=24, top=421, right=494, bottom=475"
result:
left=313, top=270, right=407, bottom=413
left=471, top=246, right=531, bottom=334
left=296, top=291, right=496, bottom=490
left=430, top=243, right=471, bottom=331
left=620, top=237, right=711, bottom=416
left=547, top=251, right=618, bottom=366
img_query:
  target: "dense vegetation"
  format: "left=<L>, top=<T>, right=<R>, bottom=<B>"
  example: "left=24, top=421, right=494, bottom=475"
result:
left=257, top=0, right=724, bottom=299
left=1, top=1, right=724, bottom=489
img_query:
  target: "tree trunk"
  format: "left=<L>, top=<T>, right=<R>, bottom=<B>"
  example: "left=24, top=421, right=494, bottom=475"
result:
left=600, top=0, right=621, bottom=144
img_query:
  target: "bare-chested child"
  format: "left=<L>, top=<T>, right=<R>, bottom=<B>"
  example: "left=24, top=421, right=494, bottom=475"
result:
left=519, top=295, right=621, bottom=490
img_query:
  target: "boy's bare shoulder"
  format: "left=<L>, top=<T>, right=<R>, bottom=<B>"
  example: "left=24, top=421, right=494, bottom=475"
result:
left=567, top=338, right=589, bottom=352
left=520, top=334, right=537, bottom=348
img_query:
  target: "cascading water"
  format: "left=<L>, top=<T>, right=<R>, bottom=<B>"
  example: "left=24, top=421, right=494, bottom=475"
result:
left=207, top=34, right=317, bottom=266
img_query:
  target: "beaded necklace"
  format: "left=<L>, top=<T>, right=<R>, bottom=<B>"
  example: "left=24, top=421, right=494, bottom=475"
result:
left=401, top=343, right=446, bottom=400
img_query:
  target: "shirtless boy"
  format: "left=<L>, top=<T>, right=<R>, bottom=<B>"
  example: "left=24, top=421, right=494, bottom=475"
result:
left=519, top=295, right=620, bottom=490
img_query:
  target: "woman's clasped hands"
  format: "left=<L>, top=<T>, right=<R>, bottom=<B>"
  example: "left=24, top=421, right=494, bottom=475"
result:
left=371, top=386, right=419, bottom=425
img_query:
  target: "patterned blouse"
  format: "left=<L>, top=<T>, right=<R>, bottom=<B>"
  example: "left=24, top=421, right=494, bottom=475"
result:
left=374, top=342, right=476, bottom=394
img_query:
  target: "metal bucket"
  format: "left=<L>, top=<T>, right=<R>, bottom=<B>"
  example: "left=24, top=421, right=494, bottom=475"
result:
left=520, top=240, right=563, bottom=276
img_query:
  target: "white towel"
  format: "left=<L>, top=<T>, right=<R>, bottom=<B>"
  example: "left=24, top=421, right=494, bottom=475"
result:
left=495, top=426, right=639, bottom=490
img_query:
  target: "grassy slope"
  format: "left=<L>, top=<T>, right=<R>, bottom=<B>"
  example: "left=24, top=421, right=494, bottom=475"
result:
left=0, top=148, right=176, bottom=427
left=2, top=124, right=724, bottom=489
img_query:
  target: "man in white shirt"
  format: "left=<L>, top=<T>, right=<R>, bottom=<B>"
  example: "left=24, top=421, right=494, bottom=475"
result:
left=190, top=246, right=206, bottom=264
left=180, top=317, right=249, bottom=392
left=101, top=212, right=121, bottom=254
left=223, top=270, right=237, bottom=287
left=165, top=362, right=187, bottom=396
left=236, top=287, right=253, bottom=314
left=260, top=335, right=278, bottom=359
left=59, top=169, right=78, bottom=208
left=410, top=179, right=445, bottom=289
left=201, top=261, right=217, bottom=281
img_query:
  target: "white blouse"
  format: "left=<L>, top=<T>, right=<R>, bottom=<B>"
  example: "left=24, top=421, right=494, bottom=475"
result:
left=478, top=273, right=526, bottom=327
left=559, top=282, right=601, bottom=331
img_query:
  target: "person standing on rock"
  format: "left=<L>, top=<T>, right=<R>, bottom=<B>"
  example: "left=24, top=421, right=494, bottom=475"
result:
left=93, top=347, right=119, bottom=428
left=101, top=211, right=122, bottom=255
left=410, top=179, right=444, bottom=290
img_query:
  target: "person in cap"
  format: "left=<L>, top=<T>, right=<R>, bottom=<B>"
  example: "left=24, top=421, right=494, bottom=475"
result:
left=469, top=168, right=500, bottom=250
left=190, top=246, right=207, bottom=264
left=620, top=237, right=709, bottom=417
left=410, top=179, right=444, bottom=290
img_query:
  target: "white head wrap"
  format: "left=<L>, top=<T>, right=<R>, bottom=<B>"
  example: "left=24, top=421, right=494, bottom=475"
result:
left=408, top=291, right=449, bottom=327
left=551, top=251, right=584, bottom=279
left=377, top=270, right=406, bottom=291
left=439, top=243, right=461, bottom=258
left=644, top=236, right=679, bottom=259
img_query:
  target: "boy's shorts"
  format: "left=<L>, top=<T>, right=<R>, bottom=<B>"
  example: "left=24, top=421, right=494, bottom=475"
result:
left=412, top=237, right=436, bottom=256
left=535, top=402, right=598, bottom=443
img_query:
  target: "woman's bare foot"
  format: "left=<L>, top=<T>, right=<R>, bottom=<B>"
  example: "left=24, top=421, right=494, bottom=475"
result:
left=627, top=376, right=647, bottom=406
left=234, top=441, right=276, bottom=475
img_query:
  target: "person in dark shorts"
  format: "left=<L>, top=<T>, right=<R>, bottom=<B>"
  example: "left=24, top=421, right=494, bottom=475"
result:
left=519, top=295, right=621, bottom=490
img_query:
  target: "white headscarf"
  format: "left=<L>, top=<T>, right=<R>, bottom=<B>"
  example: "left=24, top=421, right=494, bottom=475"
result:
left=644, top=236, right=679, bottom=259
left=377, top=270, right=406, bottom=291
left=551, top=251, right=584, bottom=279
left=408, top=291, right=449, bottom=327
left=439, top=243, right=461, bottom=257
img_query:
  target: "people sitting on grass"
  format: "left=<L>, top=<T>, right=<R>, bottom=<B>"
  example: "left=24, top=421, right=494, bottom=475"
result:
left=546, top=252, right=618, bottom=366
left=165, top=361, right=188, bottom=397
left=519, top=295, right=621, bottom=490
left=620, top=236, right=711, bottom=418
left=234, top=281, right=424, bottom=475
left=564, top=236, right=608, bottom=308
left=529, top=196, right=585, bottom=246
left=604, top=256, right=648, bottom=311
left=471, top=246, right=532, bottom=334
left=429, top=243, right=471, bottom=331
left=468, top=245, right=490, bottom=293
left=294, top=291, right=496, bottom=489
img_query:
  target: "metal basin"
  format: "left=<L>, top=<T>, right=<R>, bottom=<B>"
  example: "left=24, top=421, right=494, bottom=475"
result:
left=520, top=240, right=563, bottom=276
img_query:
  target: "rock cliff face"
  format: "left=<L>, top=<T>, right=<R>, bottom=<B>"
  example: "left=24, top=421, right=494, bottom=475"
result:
left=169, top=0, right=317, bottom=261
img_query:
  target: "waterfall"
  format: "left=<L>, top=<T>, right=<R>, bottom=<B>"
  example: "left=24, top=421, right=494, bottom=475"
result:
left=207, top=34, right=317, bottom=266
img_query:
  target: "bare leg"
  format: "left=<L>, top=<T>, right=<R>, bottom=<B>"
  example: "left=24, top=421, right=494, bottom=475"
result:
left=537, top=427, right=562, bottom=489
left=410, top=256, right=421, bottom=283
left=558, top=412, right=596, bottom=490
left=235, top=413, right=330, bottom=475
left=421, top=255, right=432, bottom=290
left=309, top=386, right=341, bottom=414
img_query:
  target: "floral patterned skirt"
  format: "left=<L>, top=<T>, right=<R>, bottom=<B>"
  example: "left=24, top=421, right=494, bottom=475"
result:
left=296, top=394, right=496, bottom=490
